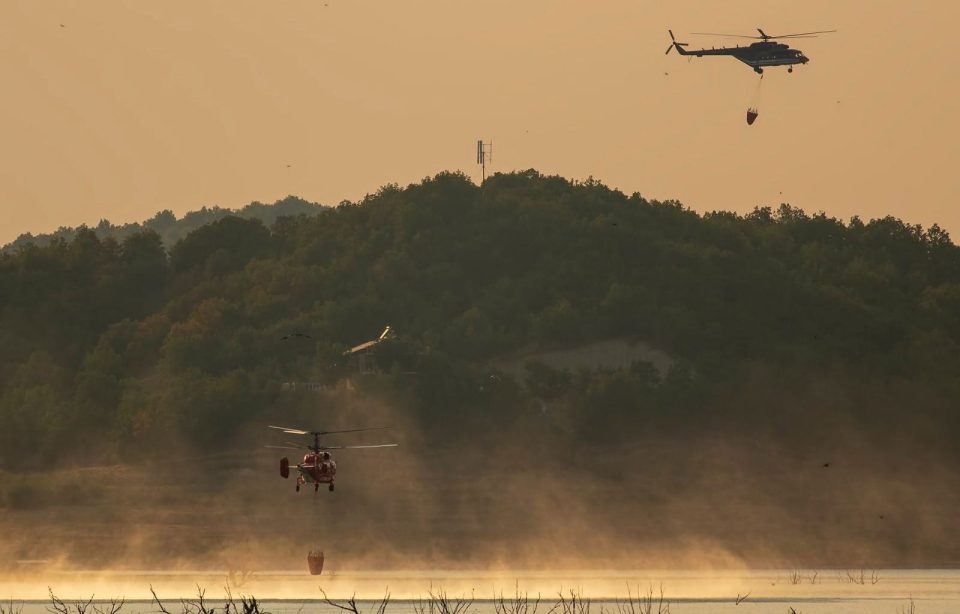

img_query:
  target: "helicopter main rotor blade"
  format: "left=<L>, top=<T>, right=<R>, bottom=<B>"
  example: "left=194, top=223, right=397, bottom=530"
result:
left=319, top=444, right=399, bottom=450
left=768, top=29, right=837, bottom=38
left=316, top=427, right=391, bottom=436
left=267, top=425, right=391, bottom=436
left=268, top=425, right=310, bottom=435
left=264, top=445, right=302, bottom=450
left=691, top=29, right=835, bottom=40
left=692, top=32, right=763, bottom=39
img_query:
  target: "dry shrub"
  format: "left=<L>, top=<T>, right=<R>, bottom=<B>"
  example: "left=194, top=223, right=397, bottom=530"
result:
left=608, top=585, right=670, bottom=614
left=414, top=588, right=473, bottom=614
left=1, top=599, right=23, bottom=614
left=321, top=588, right=390, bottom=614
left=494, top=583, right=540, bottom=614
left=547, top=590, right=589, bottom=614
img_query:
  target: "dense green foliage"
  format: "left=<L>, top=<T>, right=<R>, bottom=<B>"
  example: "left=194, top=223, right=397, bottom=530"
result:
left=2, top=170, right=959, bottom=469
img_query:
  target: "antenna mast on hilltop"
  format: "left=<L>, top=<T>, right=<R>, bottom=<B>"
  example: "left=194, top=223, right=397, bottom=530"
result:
left=476, top=139, right=493, bottom=183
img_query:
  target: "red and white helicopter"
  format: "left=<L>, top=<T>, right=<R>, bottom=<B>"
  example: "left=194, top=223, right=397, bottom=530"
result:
left=266, top=425, right=397, bottom=492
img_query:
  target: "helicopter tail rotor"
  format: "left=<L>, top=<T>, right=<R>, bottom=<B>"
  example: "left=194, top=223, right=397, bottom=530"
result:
left=665, top=30, right=689, bottom=55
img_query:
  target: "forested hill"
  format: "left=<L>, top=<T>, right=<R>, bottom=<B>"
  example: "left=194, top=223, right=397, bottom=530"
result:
left=2, top=195, right=323, bottom=252
left=2, top=170, right=960, bottom=470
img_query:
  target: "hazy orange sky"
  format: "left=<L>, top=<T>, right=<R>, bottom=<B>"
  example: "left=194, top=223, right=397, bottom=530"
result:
left=1, top=0, right=958, bottom=244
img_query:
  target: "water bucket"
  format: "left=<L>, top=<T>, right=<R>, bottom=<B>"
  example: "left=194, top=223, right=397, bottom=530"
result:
left=307, top=550, right=325, bottom=575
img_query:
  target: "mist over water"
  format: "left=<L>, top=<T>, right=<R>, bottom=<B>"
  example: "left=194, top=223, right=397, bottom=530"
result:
left=3, top=387, right=960, bottom=579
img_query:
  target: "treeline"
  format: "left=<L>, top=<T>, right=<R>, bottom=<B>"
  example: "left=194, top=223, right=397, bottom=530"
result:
left=2, top=195, right=323, bottom=252
left=2, top=170, right=959, bottom=469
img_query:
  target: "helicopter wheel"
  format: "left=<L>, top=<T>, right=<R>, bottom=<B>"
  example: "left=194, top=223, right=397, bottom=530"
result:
left=329, top=483, right=335, bottom=492
left=295, top=484, right=300, bottom=492
left=314, top=483, right=320, bottom=492
left=788, top=66, right=793, bottom=73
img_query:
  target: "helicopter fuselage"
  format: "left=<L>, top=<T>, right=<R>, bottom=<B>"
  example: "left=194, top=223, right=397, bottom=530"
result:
left=674, top=40, right=809, bottom=73
left=296, top=452, right=337, bottom=486
left=731, top=42, right=808, bottom=70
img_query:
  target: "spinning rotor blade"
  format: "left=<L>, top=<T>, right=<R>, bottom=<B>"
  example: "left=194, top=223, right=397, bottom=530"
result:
left=768, top=29, right=837, bottom=38
left=692, top=32, right=762, bottom=39
left=317, top=427, right=391, bottom=435
left=264, top=444, right=301, bottom=450
left=691, top=29, right=835, bottom=40
left=267, top=425, right=390, bottom=436
left=320, top=444, right=399, bottom=450
left=268, top=425, right=310, bottom=435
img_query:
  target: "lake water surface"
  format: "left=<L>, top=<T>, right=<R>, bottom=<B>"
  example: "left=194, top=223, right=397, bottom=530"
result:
left=3, top=569, right=958, bottom=614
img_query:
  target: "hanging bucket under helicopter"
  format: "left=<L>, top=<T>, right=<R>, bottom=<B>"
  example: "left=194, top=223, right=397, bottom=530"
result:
left=307, top=550, right=325, bottom=575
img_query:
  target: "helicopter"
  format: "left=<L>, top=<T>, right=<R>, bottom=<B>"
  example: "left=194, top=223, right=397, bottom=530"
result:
left=266, top=425, right=397, bottom=492
left=665, top=28, right=836, bottom=75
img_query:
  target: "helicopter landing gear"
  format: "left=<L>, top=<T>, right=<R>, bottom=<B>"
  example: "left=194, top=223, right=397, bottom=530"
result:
left=329, top=483, right=335, bottom=492
left=296, top=484, right=300, bottom=492
left=754, top=67, right=763, bottom=75
left=788, top=66, right=793, bottom=73
left=314, top=483, right=320, bottom=492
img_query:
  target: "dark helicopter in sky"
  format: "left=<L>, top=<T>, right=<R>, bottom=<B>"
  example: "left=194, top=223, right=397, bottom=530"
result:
left=665, top=28, right=836, bottom=75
